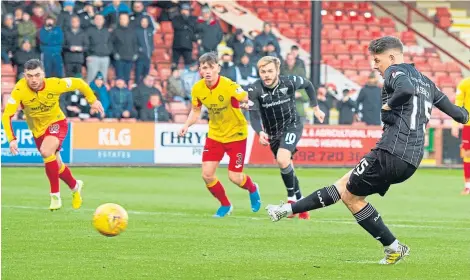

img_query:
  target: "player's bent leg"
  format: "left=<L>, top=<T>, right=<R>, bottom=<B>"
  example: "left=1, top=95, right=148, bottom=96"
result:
left=265, top=170, right=348, bottom=222
left=202, top=161, right=232, bottom=217
left=57, top=152, right=83, bottom=209
left=342, top=188, right=409, bottom=265
left=40, top=136, right=62, bottom=211
left=228, top=171, right=261, bottom=212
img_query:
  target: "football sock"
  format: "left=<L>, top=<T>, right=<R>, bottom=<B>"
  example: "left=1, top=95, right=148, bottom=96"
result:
left=207, top=179, right=231, bottom=206
left=44, top=155, right=60, bottom=194
left=280, top=164, right=296, bottom=198
left=238, top=175, right=256, bottom=193
left=463, top=161, right=470, bottom=188
left=353, top=203, right=396, bottom=247
left=292, top=185, right=341, bottom=214
left=293, top=175, right=303, bottom=200
left=59, top=164, right=78, bottom=190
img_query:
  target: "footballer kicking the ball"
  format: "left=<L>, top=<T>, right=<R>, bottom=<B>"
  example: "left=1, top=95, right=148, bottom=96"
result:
left=2, top=59, right=104, bottom=211
left=178, top=52, right=261, bottom=217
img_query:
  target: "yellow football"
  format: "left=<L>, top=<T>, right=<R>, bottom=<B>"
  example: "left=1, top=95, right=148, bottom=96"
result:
left=92, top=203, right=128, bottom=237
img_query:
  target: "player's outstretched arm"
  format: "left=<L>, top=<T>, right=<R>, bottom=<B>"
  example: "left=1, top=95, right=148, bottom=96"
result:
left=435, top=93, right=469, bottom=125
left=179, top=106, right=202, bottom=136
left=57, top=78, right=104, bottom=117
left=288, top=75, right=324, bottom=122
left=1, top=89, right=21, bottom=155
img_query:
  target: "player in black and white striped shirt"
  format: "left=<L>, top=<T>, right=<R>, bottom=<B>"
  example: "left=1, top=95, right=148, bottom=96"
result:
left=265, top=37, right=469, bottom=264
left=246, top=56, right=325, bottom=220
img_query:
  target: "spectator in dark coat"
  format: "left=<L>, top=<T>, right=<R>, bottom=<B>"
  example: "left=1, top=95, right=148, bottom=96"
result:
left=108, top=79, right=136, bottom=119
left=227, top=29, right=251, bottom=63
left=39, top=16, right=64, bottom=77
left=86, top=14, right=112, bottom=83
left=132, top=75, right=163, bottom=118
left=57, top=1, right=75, bottom=31
left=219, top=50, right=236, bottom=82
left=290, top=45, right=306, bottom=70
left=171, top=3, right=197, bottom=67
left=254, top=23, right=280, bottom=56
left=356, top=72, right=382, bottom=125
left=337, top=89, right=357, bottom=125
left=112, top=13, right=138, bottom=84
left=196, top=5, right=223, bottom=55
left=235, top=54, right=257, bottom=87
left=130, top=1, right=157, bottom=31
left=89, top=72, right=110, bottom=117
left=140, top=94, right=171, bottom=122
left=63, top=15, right=89, bottom=77
left=77, top=2, right=96, bottom=30
left=1, top=14, right=18, bottom=64
left=12, top=39, right=40, bottom=81
left=135, top=17, right=154, bottom=84
left=17, top=12, right=36, bottom=48
left=63, top=87, right=99, bottom=120
left=243, top=40, right=258, bottom=65
left=101, top=0, right=131, bottom=30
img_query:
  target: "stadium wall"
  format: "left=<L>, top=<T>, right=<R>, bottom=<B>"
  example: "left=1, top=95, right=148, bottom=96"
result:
left=0, top=121, right=461, bottom=168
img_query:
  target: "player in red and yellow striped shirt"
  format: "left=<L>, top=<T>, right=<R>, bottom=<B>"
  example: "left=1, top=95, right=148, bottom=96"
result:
left=1, top=59, right=104, bottom=210
left=178, top=52, right=261, bottom=217
left=452, top=76, right=470, bottom=195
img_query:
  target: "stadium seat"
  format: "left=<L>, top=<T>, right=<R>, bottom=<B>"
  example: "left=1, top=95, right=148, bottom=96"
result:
left=401, top=31, right=416, bottom=44
left=272, top=8, right=285, bottom=15
left=341, top=60, right=356, bottom=70
left=253, top=0, right=269, bottom=8
left=438, top=76, right=455, bottom=87
left=322, top=14, right=336, bottom=24
left=337, top=54, right=350, bottom=61
left=351, top=54, right=366, bottom=61
left=322, top=44, right=336, bottom=54
left=289, top=13, right=305, bottom=23
left=431, top=62, right=447, bottom=72
left=446, top=61, right=462, bottom=73
left=327, top=59, right=342, bottom=69
left=258, top=11, right=275, bottom=22
left=348, top=44, right=363, bottom=54
left=296, top=27, right=311, bottom=38
left=160, top=22, right=173, bottom=33
left=173, top=114, right=188, bottom=123
left=379, top=17, right=395, bottom=27
left=342, top=30, right=358, bottom=40
left=285, top=1, right=300, bottom=9
left=356, top=60, right=372, bottom=70
left=357, top=2, right=372, bottom=12
left=280, top=27, right=296, bottom=39
left=334, top=44, right=349, bottom=54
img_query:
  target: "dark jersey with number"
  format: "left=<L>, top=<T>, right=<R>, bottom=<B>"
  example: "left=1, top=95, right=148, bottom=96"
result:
left=247, top=75, right=317, bottom=139
left=377, top=63, right=445, bottom=168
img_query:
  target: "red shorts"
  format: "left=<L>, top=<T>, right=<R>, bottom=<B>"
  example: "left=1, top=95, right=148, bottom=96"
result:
left=34, top=120, right=69, bottom=152
left=202, top=138, right=247, bottom=172
left=462, top=126, right=470, bottom=150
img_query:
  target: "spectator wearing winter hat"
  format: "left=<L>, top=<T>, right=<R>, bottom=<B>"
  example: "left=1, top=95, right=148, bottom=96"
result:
left=111, top=13, right=138, bottom=84
left=63, top=15, right=89, bottom=77
left=90, top=71, right=110, bottom=117
left=243, top=40, right=258, bottom=65
left=17, top=12, right=36, bottom=48
left=227, top=29, right=251, bottom=63
left=254, top=22, right=280, bottom=57
left=86, top=14, right=112, bottom=83
left=12, top=39, right=40, bottom=81
left=108, top=78, right=136, bottom=119
left=132, top=75, right=163, bottom=119
left=39, top=16, right=64, bottom=77
left=219, top=49, right=237, bottom=82
left=171, top=3, right=197, bottom=68
left=57, top=0, right=76, bottom=31
left=337, top=89, right=357, bottom=125
left=1, top=14, right=18, bottom=64
left=102, top=0, right=131, bottom=31
left=167, top=67, right=188, bottom=103
left=135, top=17, right=154, bottom=84
left=195, top=5, right=223, bottom=55
left=235, top=54, right=257, bottom=87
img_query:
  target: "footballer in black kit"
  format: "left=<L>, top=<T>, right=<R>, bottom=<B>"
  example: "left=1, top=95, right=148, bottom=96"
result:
left=247, top=56, right=325, bottom=220
left=265, top=36, right=469, bottom=264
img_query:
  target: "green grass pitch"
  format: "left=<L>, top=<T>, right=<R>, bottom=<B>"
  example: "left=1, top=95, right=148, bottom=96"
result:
left=2, top=167, right=469, bottom=279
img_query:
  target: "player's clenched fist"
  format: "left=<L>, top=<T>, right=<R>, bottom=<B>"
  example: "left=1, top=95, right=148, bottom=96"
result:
left=259, top=131, right=270, bottom=146
left=90, top=100, right=105, bottom=117
left=9, top=139, right=19, bottom=155
left=178, top=126, right=189, bottom=137
left=313, top=107, right=325, bottom=123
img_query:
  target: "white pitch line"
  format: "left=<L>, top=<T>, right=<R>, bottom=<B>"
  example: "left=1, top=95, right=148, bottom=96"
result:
left=2, top=205, right=469, bottom=231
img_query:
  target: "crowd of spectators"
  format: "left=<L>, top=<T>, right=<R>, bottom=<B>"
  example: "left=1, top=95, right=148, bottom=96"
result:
left=1, top=0, right=381, bottom=125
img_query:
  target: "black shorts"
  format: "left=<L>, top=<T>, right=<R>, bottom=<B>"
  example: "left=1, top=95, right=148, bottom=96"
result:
left=347, top=148, right=417, bottom=197
left=270, top=126, right=303, bottom=158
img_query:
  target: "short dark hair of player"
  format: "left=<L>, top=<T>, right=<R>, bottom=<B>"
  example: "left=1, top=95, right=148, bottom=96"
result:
left=368, top=36, right=404, bottom=54
left=24, top=59, right=44, bottom=71
left=199, top=52, right=219, bottom=66
left=291, top=45, right=299, bottom=51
